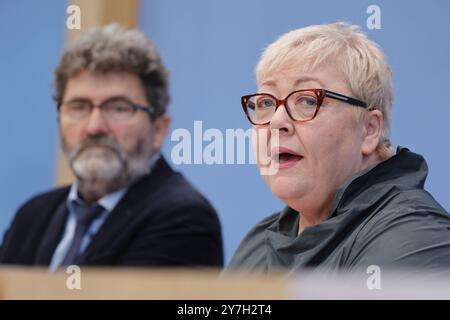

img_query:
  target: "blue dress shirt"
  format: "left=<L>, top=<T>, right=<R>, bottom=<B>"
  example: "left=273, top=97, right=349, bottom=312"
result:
left=49, top=185, right=127, bottom=270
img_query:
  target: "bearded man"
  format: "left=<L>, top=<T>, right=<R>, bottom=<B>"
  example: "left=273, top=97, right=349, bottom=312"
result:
left=0, top=24, right=223, bottom=269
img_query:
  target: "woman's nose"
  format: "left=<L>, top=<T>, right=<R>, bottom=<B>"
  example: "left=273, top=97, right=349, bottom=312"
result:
left=269, top=104, right=295, bottom=134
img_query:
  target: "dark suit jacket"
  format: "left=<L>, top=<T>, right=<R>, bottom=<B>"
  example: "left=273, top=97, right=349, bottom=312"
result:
left=0, top=156, right=223, bottom=267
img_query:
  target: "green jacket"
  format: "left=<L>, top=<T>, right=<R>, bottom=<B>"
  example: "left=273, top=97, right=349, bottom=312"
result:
left=228, top=147, right=450, bottom=273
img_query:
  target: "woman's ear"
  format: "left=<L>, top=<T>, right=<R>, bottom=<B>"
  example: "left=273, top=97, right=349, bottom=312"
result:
left=361, top=109, right=383, bottom=156
left=152, top=114, right=171, bottom=150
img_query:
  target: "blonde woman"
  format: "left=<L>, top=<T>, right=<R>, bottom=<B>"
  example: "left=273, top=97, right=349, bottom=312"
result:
left=229, top=22, right=450, bottom=273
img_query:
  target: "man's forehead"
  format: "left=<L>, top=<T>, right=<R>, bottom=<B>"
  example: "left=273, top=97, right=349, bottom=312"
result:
left=68, top=69, right=139, bottom=84
left=63, top=70, right=144, bottom=101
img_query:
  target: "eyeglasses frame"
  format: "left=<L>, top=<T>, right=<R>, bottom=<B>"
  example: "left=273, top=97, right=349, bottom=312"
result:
left=241, top=88, right=368, bottom=125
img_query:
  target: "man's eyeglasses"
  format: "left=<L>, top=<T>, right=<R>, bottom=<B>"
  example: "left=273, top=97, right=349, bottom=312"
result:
left=241, top=88, right=368, bottom=125
left=58, top=97, right=155, bottom=122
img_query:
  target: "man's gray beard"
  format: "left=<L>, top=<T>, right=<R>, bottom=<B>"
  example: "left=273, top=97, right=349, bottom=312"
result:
left=62, top=135, right=153, bottom=202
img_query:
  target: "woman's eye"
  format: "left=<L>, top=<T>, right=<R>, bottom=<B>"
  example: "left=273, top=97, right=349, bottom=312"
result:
left=297, top=97, right=317, bottom=106
left=258, top=99, right=275, bottom=108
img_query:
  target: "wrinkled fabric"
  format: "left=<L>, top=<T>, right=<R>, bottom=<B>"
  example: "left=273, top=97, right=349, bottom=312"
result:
left=228, top=147, right=450, bottom=274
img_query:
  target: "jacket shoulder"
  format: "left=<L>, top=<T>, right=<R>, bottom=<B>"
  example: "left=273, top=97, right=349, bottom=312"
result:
left=15, top=186, right=70, bottom=218
left=348, top=189, right=450, bottom=269
left=0, top=186, right=70, bottom=264
left=4, top=186, right=70, bottom=241
left=100, top=169, right=224, bottom=267
left=136, top=169, right=217, bottom=216
left=227, top=211, right=281, bottom=270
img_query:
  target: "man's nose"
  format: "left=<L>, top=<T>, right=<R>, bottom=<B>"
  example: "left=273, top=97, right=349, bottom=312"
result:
left=85, top=107, right=110, bottom=135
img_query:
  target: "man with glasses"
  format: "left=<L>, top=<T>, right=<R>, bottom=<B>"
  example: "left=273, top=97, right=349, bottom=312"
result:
left=228, top=22, right=450, bottom=274
left=0, top=24, right=223, bottom=269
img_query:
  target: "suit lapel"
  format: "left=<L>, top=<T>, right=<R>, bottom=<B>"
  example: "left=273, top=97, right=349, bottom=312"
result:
left=34, top=199, right=70, bottom=265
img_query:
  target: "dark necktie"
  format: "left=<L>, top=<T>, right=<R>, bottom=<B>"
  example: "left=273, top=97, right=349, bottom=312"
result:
left=60, top=203, right=104, bottom=266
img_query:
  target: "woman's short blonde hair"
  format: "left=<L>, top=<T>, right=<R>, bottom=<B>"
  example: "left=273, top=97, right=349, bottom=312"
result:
left=256, top=22, right=393, bottom=159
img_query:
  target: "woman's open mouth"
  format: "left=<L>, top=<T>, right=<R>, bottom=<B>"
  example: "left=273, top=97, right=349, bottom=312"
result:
left=272, top=147, right=303, bottom=169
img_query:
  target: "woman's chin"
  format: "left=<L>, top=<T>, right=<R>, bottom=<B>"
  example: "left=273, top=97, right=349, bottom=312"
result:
left=269, top=184, right=305, bottom=205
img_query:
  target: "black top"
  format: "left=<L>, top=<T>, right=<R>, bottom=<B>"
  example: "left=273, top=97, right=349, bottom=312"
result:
left=228, top=147, right=450, bottom=273
left=0, top=156, right=224, bottom=267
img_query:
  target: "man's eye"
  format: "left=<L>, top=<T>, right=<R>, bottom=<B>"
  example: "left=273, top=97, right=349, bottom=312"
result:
left=68, top=103, right=89, bottom=112
left=114, top=105, right=131, bottom=112
left=108, top=103, right=133, bottom=113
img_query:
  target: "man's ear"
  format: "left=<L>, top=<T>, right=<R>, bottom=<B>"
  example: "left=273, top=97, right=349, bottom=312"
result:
left=361, top=109, right=383, bottom=156
left=152, top=114, right=171, bottom=150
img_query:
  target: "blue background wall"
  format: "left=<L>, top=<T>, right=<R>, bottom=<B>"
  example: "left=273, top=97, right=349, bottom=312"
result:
left=1, top=0, right=449, bottom=264
left=0, top=1, right=65, bottom=241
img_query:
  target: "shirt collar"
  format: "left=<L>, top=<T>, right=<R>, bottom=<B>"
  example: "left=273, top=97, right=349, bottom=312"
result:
left=67, top=183, right=127, bottom=212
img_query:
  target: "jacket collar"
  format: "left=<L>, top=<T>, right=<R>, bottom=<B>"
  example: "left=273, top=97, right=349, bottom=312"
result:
left=264, top=147, right=429, bottom=268
left=330, top=146, right=428, bottom=217
left=275, top=146, right=429, bottom=233
left=74, top=155, right=175, bottom=264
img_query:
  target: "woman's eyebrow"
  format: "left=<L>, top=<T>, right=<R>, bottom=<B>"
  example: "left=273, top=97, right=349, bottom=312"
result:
left=260, top=76, right=326, bottom=89
left=292, top=76, right=326, bottom=88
